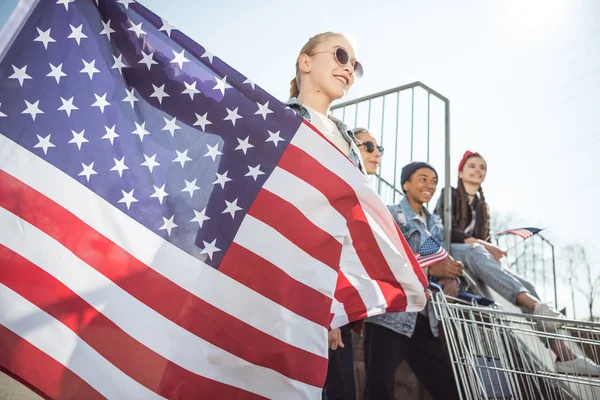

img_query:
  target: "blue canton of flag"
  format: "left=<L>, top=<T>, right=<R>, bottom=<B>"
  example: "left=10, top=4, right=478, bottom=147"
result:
left=0, top=0, right=301, bottom=267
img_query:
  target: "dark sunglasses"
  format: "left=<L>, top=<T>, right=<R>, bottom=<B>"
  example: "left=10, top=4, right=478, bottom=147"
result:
left=311, top=47, right=364, bottom=78
left=358, top=141, right=384, bottom=155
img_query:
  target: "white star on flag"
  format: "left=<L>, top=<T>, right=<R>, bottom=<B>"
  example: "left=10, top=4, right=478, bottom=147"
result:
left=182, top=81, right=200, bottom=99
left=222, top=198, right=242, bottom=218
left=122, top=88, right=139, bottom=108
left=91, top=93, right=110, bottom=113
left=9, top=65, right=32, bottom=86
left=33, top=134, right=55, bottom=154
left=112, top=54, right=127, bottom=74
left=201, top=50, right=214, bottom=63
left=224, top=107, right=242, bottom=126
left=150, top=184, right=169, bottom=204
left=47, top=63, right=67, bottom=83
left=118, top=189, right=138, bottom=209
left=150, top=84, right=169, bottom=104
left=58, top=96, right=78, bottom=117
left=200, top=239, right=221, bottom=260
left=102, top=125, right=119, bottom=145
left=204, top=143, right=222, bottom=161
left=243, top=78, right=256, bottom=89
left=80, top=59, right=100, bottom=80
left=141, top=154, right=160, bottom=173
left=100, top=19, right=115, bottom=41
left=110, top=157, right=129, bottom=177
left=78, top=162, right=97, bottom=182
left=191, top=208, right=210, bottom=228
left=213, top=75, right=232, bottom=95
left=69, top=129, right=89, bottom=150
left=255, top=101, right=273, bottom=120
left=182, top=179, right=200, bottom=198
left=68, top=24, right=88, bottom=45
left=235, top=136, right=254, bottom=154
left=172, top=149, right=192, bottom=167
left=132, top=122, right=151, bottom=142
left=171, top=49, right=189, bottom=69
left=159, top=215, right=178, bottom=236
left=162, top=117, right=181, bottom=136
left=33, top=27, right=55, bottom=49
left=266, top=130, right=285, bottom=147
left=56, top=0, right=75, bottom=11
left=116, top=0, right=136, bottom=9
left=193, top=112, right=212, bottom=131
left=213, top=171, right=232, bottom=189
left=0, top=103, right=6, bottom=118
left=22, top=100, right=44, bottom=121
left=245, top=165, right=265, bottom=181
left=159, top=18, right=176, bottom=37
left=138, top=51, right=158, bottom=70
left=127, top=21, right=146, bottom=38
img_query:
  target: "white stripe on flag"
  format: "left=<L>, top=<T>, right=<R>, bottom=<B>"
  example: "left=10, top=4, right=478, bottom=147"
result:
left=262, top=167, right=347, bottom=243
left=0, top=283, right=164, bottom=400
left=235, top=215, right=338, bottom=304
left=0, top=135, right=325, bottom=359
left=0, top=206, right=320, bottom=399
left=329, top=297, right=348, bottom=327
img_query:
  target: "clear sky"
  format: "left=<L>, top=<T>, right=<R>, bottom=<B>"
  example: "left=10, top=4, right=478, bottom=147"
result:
left=2, top=0, right=599, bottom=318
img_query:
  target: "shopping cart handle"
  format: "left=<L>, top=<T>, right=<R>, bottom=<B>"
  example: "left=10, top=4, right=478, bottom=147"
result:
left=428, top=283, right=495, bottom=306
left=457, top=291, right=495, bottom=307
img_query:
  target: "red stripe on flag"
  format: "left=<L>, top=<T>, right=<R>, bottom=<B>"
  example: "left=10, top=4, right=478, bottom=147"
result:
left=0, top=244, right=263, bottom=399
left=249, top=189, right=342, bottom=272
left=0, top=325, right=104, bottom=400
left=0, top=170, right=326, bottom=388
left=278, top=145, right=408, bottom=313
left=335, top=271, right=368, bottom=320
left=220, top=242, right=332, bottom=328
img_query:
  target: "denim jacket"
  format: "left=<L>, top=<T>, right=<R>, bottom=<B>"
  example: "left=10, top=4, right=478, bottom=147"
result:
left=286, top=98, right=364, bottom=171
left=365, top=197, right=446, bottom=337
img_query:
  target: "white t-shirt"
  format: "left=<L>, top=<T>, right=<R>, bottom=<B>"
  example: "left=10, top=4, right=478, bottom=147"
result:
left=303, top=105, right=351, bottom=156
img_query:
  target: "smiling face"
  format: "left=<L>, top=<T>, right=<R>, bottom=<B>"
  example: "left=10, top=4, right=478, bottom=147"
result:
left=459, top=156, right=487, bottom=187
left=403, top=168, right=438, bottom=205
left=297, top=35, right=357, bottom=102
left=355, top=130, right=381, bottom=175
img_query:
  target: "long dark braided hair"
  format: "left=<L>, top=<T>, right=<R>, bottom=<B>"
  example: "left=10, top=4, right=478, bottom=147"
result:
left=457, top=159, right=490, bottom=240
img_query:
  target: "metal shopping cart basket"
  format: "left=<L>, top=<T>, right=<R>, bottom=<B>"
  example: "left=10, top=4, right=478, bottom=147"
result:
left=430, top=288, right=600, bottom=399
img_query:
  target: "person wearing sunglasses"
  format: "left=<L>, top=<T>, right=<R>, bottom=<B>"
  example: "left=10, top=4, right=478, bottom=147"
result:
left=287, top=32, right=364, bottom=174
left=352, top=128, right=383, bottom=175
left=286, top=32, right=363, bottom=400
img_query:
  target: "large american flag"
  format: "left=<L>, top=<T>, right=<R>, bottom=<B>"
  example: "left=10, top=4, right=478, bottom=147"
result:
left=0, top=0, right=427, bottom=398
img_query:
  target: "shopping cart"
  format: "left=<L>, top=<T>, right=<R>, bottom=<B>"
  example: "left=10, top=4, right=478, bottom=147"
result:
left=430, top=286, right=600, bottom=400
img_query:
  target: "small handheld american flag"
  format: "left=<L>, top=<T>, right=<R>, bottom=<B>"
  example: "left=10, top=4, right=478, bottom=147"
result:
left=487, top=227, right=543, bottom=240
left=416, top=236, right=450, bottom=269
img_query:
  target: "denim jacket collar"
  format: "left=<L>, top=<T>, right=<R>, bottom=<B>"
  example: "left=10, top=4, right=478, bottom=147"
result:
left=286, top=98, right=364, bottom=171
left=399, top=197, right=433, bottom=229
